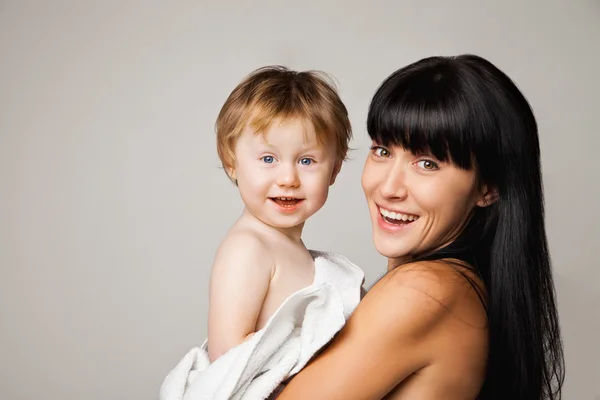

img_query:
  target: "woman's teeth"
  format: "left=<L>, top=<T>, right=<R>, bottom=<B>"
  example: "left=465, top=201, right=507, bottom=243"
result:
left=379, top=207, right=419, bottom=222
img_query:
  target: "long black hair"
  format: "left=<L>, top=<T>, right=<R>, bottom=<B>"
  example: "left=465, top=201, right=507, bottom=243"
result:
left=367, top=54, right=564, bottom=399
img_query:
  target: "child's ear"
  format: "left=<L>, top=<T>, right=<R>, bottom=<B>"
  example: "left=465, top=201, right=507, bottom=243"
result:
left=329, top=159, right=343, bottom=185
left=226, top=165, right=237, bottom=184
left=476, top=185, right=499, bottom=207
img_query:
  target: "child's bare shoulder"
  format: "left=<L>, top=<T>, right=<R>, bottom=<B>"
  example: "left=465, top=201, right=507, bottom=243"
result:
left=212, top=228, right=275, bottom=276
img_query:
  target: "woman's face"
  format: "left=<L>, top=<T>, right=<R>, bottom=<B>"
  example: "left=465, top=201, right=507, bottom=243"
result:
left=361, top=142, right=487, bottom=267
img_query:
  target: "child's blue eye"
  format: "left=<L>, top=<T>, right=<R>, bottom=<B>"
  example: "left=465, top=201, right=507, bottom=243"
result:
left=299, top=158, right=313, bottom=165
left=261, top=156, right=275, bottom=164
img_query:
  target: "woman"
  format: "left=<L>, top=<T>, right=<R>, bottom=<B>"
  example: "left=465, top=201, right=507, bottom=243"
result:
left=276, top=54, right=565, bottom=399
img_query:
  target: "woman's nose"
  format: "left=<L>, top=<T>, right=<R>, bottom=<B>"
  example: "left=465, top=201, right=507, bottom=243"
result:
left=379, top=165, right=408, bottom=200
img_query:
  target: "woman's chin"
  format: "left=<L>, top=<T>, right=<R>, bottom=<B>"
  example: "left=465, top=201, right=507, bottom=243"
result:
left=373, top=242, right=411, bottom=261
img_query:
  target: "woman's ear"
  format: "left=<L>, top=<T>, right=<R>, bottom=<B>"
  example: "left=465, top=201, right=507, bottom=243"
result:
left=477, top=185, right=499, bottom=207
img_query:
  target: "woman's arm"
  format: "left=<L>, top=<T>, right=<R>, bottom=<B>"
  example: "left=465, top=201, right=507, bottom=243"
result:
left=276, top=264, right=459, bottom=399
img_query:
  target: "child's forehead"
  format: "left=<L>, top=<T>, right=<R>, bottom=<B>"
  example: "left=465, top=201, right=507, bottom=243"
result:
left=248, top=116, right=323, bottom=144
left=249, top=114, right=312, bottom=131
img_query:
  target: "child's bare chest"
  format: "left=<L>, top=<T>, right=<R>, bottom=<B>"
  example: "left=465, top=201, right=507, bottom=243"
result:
left=255, top=246, right=316, bottom=329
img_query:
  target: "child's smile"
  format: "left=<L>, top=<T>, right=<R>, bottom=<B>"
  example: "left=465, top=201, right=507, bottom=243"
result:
left=269, top=197, right=305, bottom=212
left=230, top=117, right=340, bottom=235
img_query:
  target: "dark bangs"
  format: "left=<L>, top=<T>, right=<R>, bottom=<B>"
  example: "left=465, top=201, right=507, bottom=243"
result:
left=367, top=57, right=486, bottom=170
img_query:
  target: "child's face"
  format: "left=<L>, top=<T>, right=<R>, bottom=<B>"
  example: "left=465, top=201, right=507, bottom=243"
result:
left=230, top=118, right=340, bottom=232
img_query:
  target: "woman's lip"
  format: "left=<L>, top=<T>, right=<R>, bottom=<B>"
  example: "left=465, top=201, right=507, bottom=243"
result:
left=377, top=204, right=419, bottom=218
left=376, top=209, right=418, bottom=232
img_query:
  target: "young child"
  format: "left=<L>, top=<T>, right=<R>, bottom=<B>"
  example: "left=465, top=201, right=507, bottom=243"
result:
left=160, top=66, right=364, bottom=400
left=208, top=65, right=358, bottom=360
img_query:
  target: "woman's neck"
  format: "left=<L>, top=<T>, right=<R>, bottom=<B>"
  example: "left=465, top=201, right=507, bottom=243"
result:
left=387, top=256, right=412, bottom=272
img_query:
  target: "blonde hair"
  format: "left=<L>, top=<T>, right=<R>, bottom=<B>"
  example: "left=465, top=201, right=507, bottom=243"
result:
left=215, top=66, right=352, bottom=175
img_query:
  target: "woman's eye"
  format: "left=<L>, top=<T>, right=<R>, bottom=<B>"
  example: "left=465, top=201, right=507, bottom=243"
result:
left=299, top=158, right=313, bottom=165
left=371, top=146, right=391, bottom=158
left=416, top=159, right=439, bottom=170
left=261, top=155, right=275, bottom=164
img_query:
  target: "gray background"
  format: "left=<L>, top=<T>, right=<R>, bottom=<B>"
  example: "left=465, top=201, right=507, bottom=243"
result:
left=1, top=1, right=598, bottom=399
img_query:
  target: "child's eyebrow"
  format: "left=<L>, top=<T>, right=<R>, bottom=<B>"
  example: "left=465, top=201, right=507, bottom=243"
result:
left=302, top=147, right=324, bottom=154
left=255, top=139, right=276, bottom=148
left=255, top=139, right=326, bottom=153
left=299, top=140, right=325, bottom=150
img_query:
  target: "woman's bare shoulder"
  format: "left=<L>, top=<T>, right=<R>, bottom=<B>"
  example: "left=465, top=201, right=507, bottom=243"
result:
left=363, top=259, right=487, bottom=332
left=275, top=260, right=488, bottom=399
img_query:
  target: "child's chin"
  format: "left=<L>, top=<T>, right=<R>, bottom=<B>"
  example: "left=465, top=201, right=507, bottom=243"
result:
left=266, top=217, right=307, bottom=229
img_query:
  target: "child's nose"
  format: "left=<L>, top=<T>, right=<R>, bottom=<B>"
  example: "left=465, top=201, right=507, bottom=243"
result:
left=276, top=163, right=300, bottom=188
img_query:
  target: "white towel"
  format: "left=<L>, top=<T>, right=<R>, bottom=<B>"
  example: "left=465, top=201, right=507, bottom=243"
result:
left=159, top=250, right=364, bottom=400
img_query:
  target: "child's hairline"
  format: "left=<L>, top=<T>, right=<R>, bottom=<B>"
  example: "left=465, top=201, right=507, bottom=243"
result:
left=217, top=102, right=349, bottom=173
left=215, top=65, right=352, bottom=180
